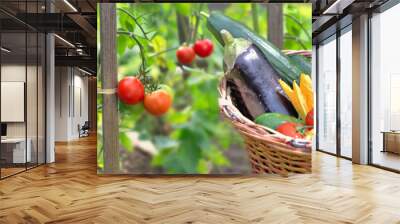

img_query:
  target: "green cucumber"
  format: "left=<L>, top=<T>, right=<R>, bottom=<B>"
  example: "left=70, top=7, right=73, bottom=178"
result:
left=206, top=11, right=302, bottom=84
left=255, top=113, right=303, bottom=130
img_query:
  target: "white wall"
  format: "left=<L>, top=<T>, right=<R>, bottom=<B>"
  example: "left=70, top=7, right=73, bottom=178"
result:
left=54, top=67, right=89, bottom=141
left=55, top=66, right=69, bottom=141
left=339, top=29, right=353, bottom=158
left=72, top=73, right=89, bottom=138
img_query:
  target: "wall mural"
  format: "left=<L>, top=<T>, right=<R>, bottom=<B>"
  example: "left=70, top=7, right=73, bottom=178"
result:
left=97, top=3, right=313, bottom=175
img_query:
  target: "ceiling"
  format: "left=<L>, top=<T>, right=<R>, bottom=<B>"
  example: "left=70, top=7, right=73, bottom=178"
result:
left=0, top=0, right=96, bottom=75
left=3, top=0, right=394, bottom=74
left=312, top=0, right=390, bottom=43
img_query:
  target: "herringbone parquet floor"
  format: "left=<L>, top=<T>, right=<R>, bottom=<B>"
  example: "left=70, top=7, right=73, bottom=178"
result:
left=1, top=135, right=400, bottom=224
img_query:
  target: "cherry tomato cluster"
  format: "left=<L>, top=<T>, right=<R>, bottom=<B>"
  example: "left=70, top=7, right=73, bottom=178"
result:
left=275, top=109, right=314, bottom=139
left=117, top=76, right=172, bottom=116
left=276, top=122, right=304, bottom=139
left=305, top=108, right=314, bottom=127
left=176, top=39, right=214, bottom=65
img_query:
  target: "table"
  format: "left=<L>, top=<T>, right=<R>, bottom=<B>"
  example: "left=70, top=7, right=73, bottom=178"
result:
left=381, top=131, right=400, bottom=154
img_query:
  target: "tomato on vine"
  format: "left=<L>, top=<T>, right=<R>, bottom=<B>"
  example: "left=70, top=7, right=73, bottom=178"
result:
left=144, top=89, right=172, bottom=116
left=176, top=45, right=196, bottom=65
left=305, top=108, right=314, bottom=127
left=193, top=39, right=213, bottom=58
left=276, top=122, right=304, bottom=139
left=117, top=76, right=145, bottom=105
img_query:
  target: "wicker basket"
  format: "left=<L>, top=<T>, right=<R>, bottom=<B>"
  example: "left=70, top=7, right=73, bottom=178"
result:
left=218, top=51, right=312, bottom=177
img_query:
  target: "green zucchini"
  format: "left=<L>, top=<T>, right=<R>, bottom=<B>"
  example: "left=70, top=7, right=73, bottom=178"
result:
left=255, top=113, right=303, bottom=130
left=287, top=54, right=311, bottom=75
left=206, top=11, right=302, bottom=84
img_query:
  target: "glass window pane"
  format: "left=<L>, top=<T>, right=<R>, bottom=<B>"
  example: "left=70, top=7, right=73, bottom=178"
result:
left=0, top=0, right=46, bottom=179
left=318, top=37, right=337, bottom=154
left=26, top=0, right=40, bottom=169
left=371, top=4, right=400, bottom=171
left=1, top=30, right=27, bottom=177
left=340, top=28, right=352, bottom=158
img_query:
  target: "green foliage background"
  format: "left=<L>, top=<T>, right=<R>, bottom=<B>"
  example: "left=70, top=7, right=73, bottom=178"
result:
left=97, top=3, right=312, bottom=174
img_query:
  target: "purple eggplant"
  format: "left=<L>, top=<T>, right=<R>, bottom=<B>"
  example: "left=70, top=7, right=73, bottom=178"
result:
left=233, top=44, right=297, bottom=117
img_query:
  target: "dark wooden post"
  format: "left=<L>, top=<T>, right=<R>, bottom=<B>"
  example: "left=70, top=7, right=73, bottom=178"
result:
left=267, top=4, right=283, bottom=49
left=100, top=4, right=119, bottom=173
left=88, top=77, right=97, bottom=133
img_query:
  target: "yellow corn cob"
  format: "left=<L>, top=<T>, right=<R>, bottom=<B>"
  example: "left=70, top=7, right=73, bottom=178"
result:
left=278, top=79, right=302, bottom=119
left=293, top=80, right=308, bottom=119
left=300, top=74, right=314, bottom=112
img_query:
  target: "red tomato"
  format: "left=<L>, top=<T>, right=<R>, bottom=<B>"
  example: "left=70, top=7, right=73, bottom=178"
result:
left=176, top=46, right=196, bottom=65
left=117, top=76, right=144, bottom=105
left=306, top=108, right=314, bottom=127
left=276, top=122, right=304, bottom=139
left=144, top=89, right=172, bottom=116
left=193, top=39, right=214, bottom=58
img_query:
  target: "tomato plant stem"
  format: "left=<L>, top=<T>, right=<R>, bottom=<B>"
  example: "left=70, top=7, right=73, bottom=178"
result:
left=117, top=31, right=146, bottom=74
left=190, top=3, right=204, bottom=43
left=117, top=8, right=149, bottom=40
left=149, top=46, right=179, bottom=58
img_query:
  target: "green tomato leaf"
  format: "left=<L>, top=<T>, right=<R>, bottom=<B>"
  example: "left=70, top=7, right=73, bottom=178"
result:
left=175, top=3, right=191, bottom=16
left=154, top=136, right=178, bottom=150
left=124, top=20, right=135, bottom=32
left=151, top=35, right=167, bottom=53
left=176, top=129, right=201, bottom=173
left=206, top=147, right=230, bottom=167
left=197, top=159, right=209, bottom=174
left=117, top=35, right=128, bottom=56
left=119, top=132, right=134, bottom=152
